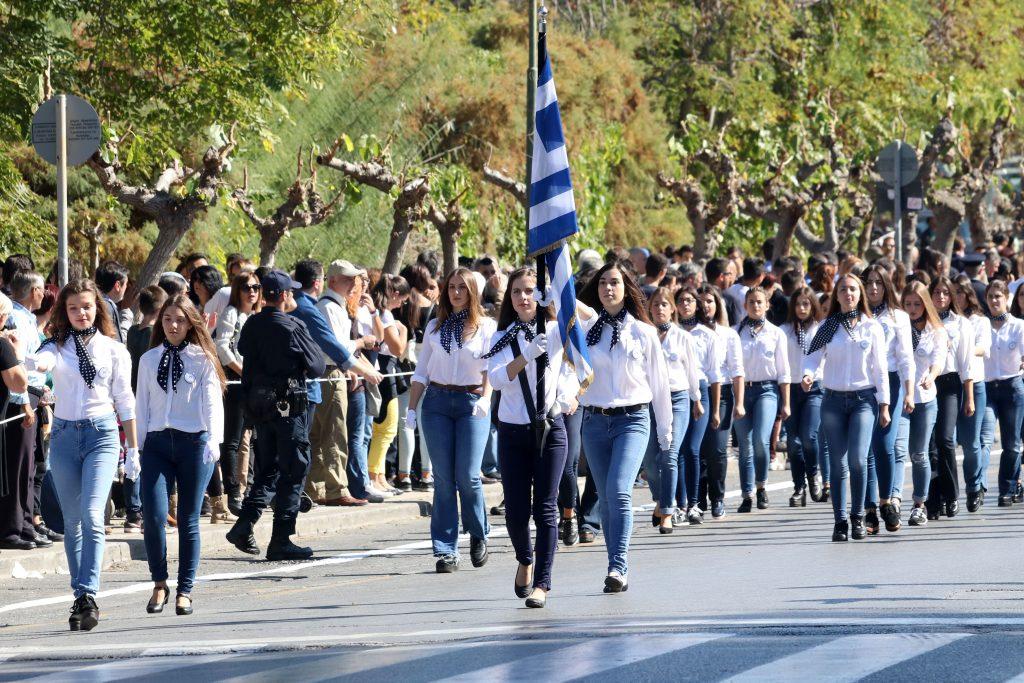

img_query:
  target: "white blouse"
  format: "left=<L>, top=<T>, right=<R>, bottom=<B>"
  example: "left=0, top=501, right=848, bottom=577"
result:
left=781, top=321, right=821, bottom=383
left=33, top=333, right=135, bottom=422
left=984, top=316, right=1024, bottom=381
left=214, top=306, right=250, bottom=369
left=967, top=314, right=992, bottom=383
left=802, top=317, right=890, bottom=405
left=682, top=324, right=722, bottom=384
left=579, top=312, right=673, bottom=451
left=711, top=324, right=744, bottom=383
left=908, top=325, right=947, bottom=404
left=659, top=325, right=701, bottom=398
left=135, top=345, right=225, bottom=452
left=412, top=316, right=497, bottom=387
left=736, top=320, right=790, bottom=384
left=487, top=326, right=579, bottom=425
left=939, top=314, right=973, bottom=382
left=875, top=306, right=915, bottom=382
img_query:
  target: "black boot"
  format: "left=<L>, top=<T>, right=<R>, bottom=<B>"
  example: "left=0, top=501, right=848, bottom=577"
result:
left=821, top=484, right=831, bottom=503
left=226, top=520, right=260, bottom=555
left=266, top=520, right=312, bottom=561
left=70, top=594, right=99, bottom=632
left=880, top=502, right=901, bottom=532
left=807, top=473, right=822, bottom=502
left=560, top=517, right=579, bottom=546
left=756, top=488, right=769, bottom=510
left=832, top=520, right=849, bottom=542
left=737, top=497, right=753, bottom=513
left=470, top=536, right=489, bottom=567
left=863, top=507, right=880, bottom=535
left=789, top=487, right=807, bottom=508
left=850, top=515, right=866, bottom=540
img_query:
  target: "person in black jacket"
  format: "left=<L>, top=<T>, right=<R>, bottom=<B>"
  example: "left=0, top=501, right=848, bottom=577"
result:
left=225, top=270, right=326, bottom=561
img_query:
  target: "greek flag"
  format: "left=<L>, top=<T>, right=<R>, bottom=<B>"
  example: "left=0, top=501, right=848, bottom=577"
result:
left=528, top=32, right=592, bottom=388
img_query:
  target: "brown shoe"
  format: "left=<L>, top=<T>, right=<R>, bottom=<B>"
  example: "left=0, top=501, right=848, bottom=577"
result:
left=324, top=495, right=368, bottom=507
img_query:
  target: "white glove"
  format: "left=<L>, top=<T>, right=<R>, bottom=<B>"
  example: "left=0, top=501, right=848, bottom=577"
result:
left=523, top=333, right=548, bottom=361
left=123, top=447, right=141, bottom=480
left=532, top=286, right=555, bottom=307
left=203, top=441, right=219, bottom=465
left=472, top=399, right=490, bottom=418
left=405, top=409, right=417, bottom=431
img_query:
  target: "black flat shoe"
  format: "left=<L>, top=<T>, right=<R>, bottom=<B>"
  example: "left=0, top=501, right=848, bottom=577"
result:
left=926, top=508, right=940, bottom=521
left=175, top=595, right=193, bottom=616
left=999, top=495, right=1013, bottom=507
left=945, top=500, right=959, bottom=517
left=603, top=573, right=628, bottom=593
left=560, top=518, right=579, bottom=546
left=651, top=511, right=660, bottom=528
left=880, top=502, right=901, bottom=532
left=436, top=555, right=459, bottom=573
left=864, top=508, right=880, bottom=535
left=78, top=595, right=99, bottom=631
left=579, top=528, right=595, bottom=544
left=832, top=520, right=849, bottom=542
left=807, top=474, right=822, bottom=502
left=789, top=487, right=807, bottom=507
left=266, top=539, right=314, bottom=561
left=850, top=515, right=866, bottom=540
left=966, top=491, right=981, bottom=512
left=0, top=538, right=35, bottom=550
left=514, top=565, right=532, bottom=598
left=821, top=485, right=831, bottom=503
left=525, top=591, right=547, bottom=608
left=470, top=537, right=488, bottom=567
left=225, top=526, right=260, bottom=555
left=756, top=489, right=769, bottom=510
left=147, top=588, right=169, bottom=614
left=737, top=497, right=753, bottom=513
left=658, top=522, right=674, bottom=535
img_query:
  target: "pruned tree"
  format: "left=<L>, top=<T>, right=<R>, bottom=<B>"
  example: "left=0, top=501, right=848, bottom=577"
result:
left=316, top=135, right=431, bottom=274
left=655, top=142, right=740, bottom=261
left=482, top=165, right=527, bottom=207
left=85, top=124, right=236, bottom=292
left=232, top=149, right=343, bottom=267
left=425, top=193, right=466, bottom=276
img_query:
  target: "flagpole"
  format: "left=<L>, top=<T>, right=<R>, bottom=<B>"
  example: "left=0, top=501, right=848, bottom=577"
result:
left=527, top=0, right=546, bottom=421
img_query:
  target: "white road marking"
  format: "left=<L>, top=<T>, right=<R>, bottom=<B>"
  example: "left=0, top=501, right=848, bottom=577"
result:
left=27, top=653, right=239, bottom=681
left=436, top=632, right=731, bottom=683
left=722, top=632, right=971, bottom=683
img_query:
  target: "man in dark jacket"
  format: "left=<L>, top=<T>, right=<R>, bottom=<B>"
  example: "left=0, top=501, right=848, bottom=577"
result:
left=226, top=270, right=326, bottom=561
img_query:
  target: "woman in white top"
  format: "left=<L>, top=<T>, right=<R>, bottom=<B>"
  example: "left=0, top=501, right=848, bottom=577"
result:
left=952, top=275, right=992, bottom=509
left=780, top=286, right=824, bottom=506
left=675, top=286, right=721, bottom=523
left=406, top=267, right=496, bottom=573
left=696, top=284, right=745, bottom=519
left=802, top=274, right=889, bottom=542
left=136, top=294, right=226, bottom=616
left=367, top=274, right=410, bottom=494
left=900, top=281, right=945, bottom=527
left=642, top=287, right=700, bottom=533
left=34, top=279, right=137, bottom=631
left=574, top=262, right=671, bottom=593
left=734, top=287, right=790, bottom=512
left=927, top=276, right=974, bottom=520
left=861, top=264, right=914, bottom=533
left=485, top=266, right=578, bottom=608
left=981, top=280, right=1024, bottom=506
left=212, top=272, right=261, bottom=519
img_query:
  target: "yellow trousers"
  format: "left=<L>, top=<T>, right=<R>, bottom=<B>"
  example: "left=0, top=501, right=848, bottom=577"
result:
left=368, top=398, right=398, bottom=476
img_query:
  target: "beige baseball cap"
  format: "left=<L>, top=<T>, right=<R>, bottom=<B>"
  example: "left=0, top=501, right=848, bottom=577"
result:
left=327, top=259, right=366, bottom=278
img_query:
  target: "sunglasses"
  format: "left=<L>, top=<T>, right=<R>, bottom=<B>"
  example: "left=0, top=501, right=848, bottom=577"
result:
left=244, top=284, right=262, bottom=292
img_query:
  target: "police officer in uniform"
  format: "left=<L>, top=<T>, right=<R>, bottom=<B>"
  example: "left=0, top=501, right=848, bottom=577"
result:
left=226, top=270, right=326, bottom=561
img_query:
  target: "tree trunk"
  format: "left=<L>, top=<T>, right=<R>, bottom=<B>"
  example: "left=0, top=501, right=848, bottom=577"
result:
left=773, top=214, right=800, bottom=259
left=258, top=229, right=281, bottom=268
left=900, top=213, right=916, bottom=268
left=382, top=226, right=411, bottom=275
left=439, top=228, right=459, bottom=276
left=136, top=220, right=188, bottom=291
left=692, top=218, right=712, bottom=263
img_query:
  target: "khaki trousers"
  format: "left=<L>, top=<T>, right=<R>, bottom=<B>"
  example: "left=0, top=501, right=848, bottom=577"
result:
left=307, top=366, right=351, bottom=500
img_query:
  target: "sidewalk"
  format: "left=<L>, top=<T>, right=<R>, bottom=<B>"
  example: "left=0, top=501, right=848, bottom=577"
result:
left=0, top=484, right=505, bottom=579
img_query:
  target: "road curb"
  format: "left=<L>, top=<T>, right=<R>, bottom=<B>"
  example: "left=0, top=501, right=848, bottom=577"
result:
left=0, top=485, right=505, bottom=577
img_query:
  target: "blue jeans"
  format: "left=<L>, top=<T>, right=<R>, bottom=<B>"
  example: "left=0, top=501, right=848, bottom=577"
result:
left=786, top=382, right=822, bottom=488
left=558, top=408, right=583, bottom=512
left=985, top=377, right=1024, bottom=496
left=48, top=414, right=120, bottom=598
left=582, top=407, right=649, bottom=574
left=678, top=381, right=711, bottom=508
left=419, top=387, right=491, bottom=556
left=643, top=391, right=690, bottom=515
left=821, top=389, right=877, bottom=522
left=867, top=372, right=903, bottom=507
left=700, top=384, right=734, bottom=505
left=735, top=382, right=779, bottom=496
left=959, top=382, right=988, bottom=494
left=122, top=476, right=142, bottom=523
left=482, top=422, right=499, bottom=475
left=346, top=390, right=371, bottom=498
left=906, top=400, right=938, bottom=503
left=140, top=429, right=216, bottom=594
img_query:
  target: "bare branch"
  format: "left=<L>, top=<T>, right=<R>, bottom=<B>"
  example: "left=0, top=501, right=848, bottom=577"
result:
left=482, top=165, right=527, bottom=207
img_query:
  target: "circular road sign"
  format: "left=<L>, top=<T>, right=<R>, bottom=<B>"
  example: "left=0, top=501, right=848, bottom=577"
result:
left=31, top=94, right=102, bottom=167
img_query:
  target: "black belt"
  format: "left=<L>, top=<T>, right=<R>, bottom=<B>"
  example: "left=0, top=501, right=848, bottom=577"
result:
left=584, top=402, right=647, bottom=416
left=429, top=382, right=483, bottom=394
left=744, top=380, right=775, bottom=388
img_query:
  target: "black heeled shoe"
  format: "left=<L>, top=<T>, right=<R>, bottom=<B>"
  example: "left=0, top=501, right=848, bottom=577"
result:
left=176, top=594, right=193, bottom=616
left=789, top=487, right=807, bottom=507
left=514, top=564, right=532, bottom=599
left=146, top=587, right=169, bottom=614
left=651, top=511, right=659, bottom=528
left=658, top=516, right=674, bottom=534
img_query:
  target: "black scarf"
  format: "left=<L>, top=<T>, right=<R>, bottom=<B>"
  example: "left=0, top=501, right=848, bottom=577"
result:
left=991, top=312, right=1008, bottom=323
left=910, top=318, right=925, bottom=350
left=439, top=309, right=469, bottom=354
left=795, top=320, right=812, bottom=354
left=679, top=316, right=698, bottom=328
left=656, top=322, right=673, bottom=333
left=483, top=318, right=548, bottom=367
left=157, top=340, right=189, bottom=392
left=741, top=317, right=766, bottom=334
left=806, top=310, right=860, bottom=355
left=68, top=327, right=98, bottom=388
left=939, top=308, right=952, bottom=321
left=871, top=303, right=887, bottom=318
left=586, top=308, right=628, bottom=349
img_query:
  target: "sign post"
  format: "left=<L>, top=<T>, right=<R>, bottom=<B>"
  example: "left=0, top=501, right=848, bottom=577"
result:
left=30, top=94, right=102, bottom=286
left=876, top=140, right=920, bottom=265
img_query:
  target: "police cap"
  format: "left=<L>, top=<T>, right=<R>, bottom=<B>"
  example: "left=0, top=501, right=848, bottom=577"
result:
left=261, top=269, right=301, bottom=297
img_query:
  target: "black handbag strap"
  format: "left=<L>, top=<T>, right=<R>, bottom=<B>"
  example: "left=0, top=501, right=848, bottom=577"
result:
left=509, top=336, right=539, bottom=424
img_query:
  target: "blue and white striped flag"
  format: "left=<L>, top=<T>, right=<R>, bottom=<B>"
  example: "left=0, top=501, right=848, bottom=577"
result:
left=528, top=32, right=592, bottom=389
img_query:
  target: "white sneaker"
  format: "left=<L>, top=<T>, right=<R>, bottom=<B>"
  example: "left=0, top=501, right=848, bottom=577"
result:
left=366, top=485, right=395, bottom=498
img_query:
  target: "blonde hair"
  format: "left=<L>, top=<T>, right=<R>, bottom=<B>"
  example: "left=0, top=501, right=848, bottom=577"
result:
left=0, top=292, right=12, bottom=318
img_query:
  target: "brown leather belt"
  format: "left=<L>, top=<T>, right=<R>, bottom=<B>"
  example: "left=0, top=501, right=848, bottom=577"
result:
left=429, top=382, right=483, bottom=394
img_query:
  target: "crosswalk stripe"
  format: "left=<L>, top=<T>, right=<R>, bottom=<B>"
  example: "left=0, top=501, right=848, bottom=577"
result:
left=27, top=653, right=239, bottom=682
left=436, top=632, right=730, bottom=682
left=722, top=632, right=971, bottom=682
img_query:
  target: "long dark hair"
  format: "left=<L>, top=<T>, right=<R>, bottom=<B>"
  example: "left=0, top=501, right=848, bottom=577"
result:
left=929, top=275, right=963, bottom=317
left=695, top=284, right=728, bottom=327
left=496, top=266, right=554, bottom=330
left=578, top=261, right=650, bottom=324
left=150, top=294, right=227, bottom=392
left=372, top=273, right=411, bottom=312
left=228, top=272, right=262, bottom=311
left=862, top=263, right=900, bottom=313
left=675, top=285, right=711, bottom=327
left=953, top=274, right=983, bottom=316
left=786, top=285, right=823, bottom=327
left=48, top=279, right=117, bottom=342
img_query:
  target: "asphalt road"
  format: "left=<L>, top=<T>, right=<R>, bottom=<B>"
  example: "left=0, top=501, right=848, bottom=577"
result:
left=2, top=457, right=1024, bottom=682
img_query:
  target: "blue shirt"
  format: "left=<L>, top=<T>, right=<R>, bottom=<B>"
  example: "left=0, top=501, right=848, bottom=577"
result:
left=290, top=290, right=354, bottom=404
left=8, top=301, right=42, bottom=404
